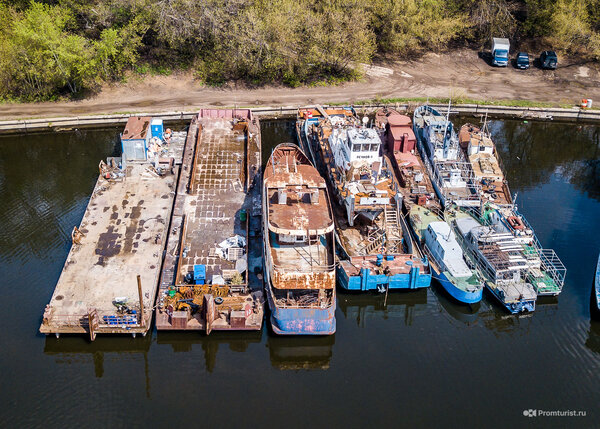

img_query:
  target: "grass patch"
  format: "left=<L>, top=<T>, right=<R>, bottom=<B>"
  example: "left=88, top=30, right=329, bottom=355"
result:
left=134, top=64, right=173, bottom=76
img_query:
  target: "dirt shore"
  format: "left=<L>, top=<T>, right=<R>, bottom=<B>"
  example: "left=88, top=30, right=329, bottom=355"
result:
left=1, top=49, right=599, bottom=120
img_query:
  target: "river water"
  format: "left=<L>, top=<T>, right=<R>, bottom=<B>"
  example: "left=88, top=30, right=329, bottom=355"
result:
left=0, top=119, right=599, bottom=428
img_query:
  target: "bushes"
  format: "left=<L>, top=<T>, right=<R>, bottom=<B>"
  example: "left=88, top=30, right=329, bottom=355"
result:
left=0, top=1, right=143, bottom=101
left=2, top=0, right=600, bottom=101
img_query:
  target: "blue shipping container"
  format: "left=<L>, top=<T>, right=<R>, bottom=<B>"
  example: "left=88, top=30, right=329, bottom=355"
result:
left=151, top=118, right=164, bottom=139
left=194, top=264, right=206, bottom=285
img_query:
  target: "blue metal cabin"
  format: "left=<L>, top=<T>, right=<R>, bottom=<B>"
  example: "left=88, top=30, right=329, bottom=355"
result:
left=120, top=116, right=151, bottom=161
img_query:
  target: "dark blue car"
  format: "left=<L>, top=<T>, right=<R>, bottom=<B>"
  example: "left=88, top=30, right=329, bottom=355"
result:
left=516, top=52, right=530, bottom=69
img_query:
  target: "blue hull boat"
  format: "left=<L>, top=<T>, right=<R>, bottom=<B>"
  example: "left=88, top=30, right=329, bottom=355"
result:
left=431, top=268, right=483, bottom=305
left=262, top=143, right=337, bottom=336
left=486, top=283, right=536, bottom=314
left=266, top=290, right=336, bottom=335
left=337, top=261, right=431, bottom=292
left=297, top=107, right=432, bottom=295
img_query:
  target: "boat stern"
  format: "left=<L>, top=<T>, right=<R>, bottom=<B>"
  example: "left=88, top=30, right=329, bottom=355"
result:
left=270, top=304, right=336, bottom=335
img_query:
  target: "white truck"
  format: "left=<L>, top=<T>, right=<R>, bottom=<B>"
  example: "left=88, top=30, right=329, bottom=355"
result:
left=492, top=38, right=510, bottom=67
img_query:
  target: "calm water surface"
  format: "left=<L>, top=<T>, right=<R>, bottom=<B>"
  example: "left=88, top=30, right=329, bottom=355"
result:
left=0, top=119, right=599, bottom=428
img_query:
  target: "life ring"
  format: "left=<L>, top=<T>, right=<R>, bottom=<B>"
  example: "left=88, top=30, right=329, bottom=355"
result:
left=510, top=303, right=517, bottom=311
left=214, top=297, right=224, bottom=305
left=508, top=216, right=525, bottom=230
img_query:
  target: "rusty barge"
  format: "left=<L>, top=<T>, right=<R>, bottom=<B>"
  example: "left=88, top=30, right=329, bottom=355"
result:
left=40, top=116, right=185, bottom=339
left=262, top=143, right=336, bottom=335
left=155, top=109, right=264, bottom=333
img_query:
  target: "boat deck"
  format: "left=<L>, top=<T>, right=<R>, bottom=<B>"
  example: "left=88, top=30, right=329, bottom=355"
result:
left=271, top=240, right=330, bottom=271
left=156, top=111, right=264, bottom=332
left=489, top=281, right=537, bottom=303
left=340, top=254, right=427, bottom=276
left=40, top=133, right=186, bottom=338
left=409, top=204, right=443, bottom=239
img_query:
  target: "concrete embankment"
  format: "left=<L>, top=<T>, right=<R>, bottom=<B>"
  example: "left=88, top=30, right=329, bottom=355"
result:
left=1, top=103, right=600, bottom=134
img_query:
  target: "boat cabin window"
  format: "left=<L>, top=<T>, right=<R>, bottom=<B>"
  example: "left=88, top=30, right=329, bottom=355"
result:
left=353, top=143, right=379, bottom=152
left=278, top=234, right=307, bottom=244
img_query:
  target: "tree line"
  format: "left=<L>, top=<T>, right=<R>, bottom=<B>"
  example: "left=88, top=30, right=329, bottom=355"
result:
left=1, top=0, right=600, bottom=101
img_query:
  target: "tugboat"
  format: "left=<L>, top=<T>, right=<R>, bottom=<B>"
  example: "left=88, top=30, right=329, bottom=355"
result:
left=413, top=105, right=481, bottom=208
left=298, top=107, right=431, bottom=292
left=376, top=108, right=482, bottom=304
left=262, top=143, right=336, bottom=335
left=449, top=208, right=537, bottom=313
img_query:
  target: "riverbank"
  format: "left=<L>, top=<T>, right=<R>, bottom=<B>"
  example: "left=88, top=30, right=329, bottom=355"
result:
left=2, top=103, right=600, bottom=135
left=1, top=49, right=599, bottom=121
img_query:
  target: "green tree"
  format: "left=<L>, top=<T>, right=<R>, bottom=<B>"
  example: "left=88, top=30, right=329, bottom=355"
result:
left=0, top=2, right=94, bottom=99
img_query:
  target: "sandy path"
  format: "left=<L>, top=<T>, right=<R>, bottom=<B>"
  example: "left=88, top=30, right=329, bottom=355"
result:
left=1, top=49, right=599, bottom=119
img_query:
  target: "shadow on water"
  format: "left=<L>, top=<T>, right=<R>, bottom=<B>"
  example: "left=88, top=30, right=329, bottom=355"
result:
left=44, top=335, right=153, bottom=398
left=337, top=289, right=427, bottom=328
left=267, top=334, right=335, bottom=370
left=259, top=119, right=297, bottom=166
left=156, top=330, right=263, bottom=372
left=430, top=281, right=481, bottom=326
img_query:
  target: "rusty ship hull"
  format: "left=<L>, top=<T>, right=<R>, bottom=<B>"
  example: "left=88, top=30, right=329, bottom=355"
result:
left=262, top=143, right=336, bottom=335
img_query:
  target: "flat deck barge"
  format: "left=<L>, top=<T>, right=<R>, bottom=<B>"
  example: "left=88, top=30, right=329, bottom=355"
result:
left=155, top=109, right=264, bottom=333
left=40, top=123, right=186, bottom=339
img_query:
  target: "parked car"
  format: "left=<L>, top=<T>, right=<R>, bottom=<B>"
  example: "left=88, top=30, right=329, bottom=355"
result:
left=540, top=51, right=558, bottom=69
left=516, top=52, right=530, bottom=69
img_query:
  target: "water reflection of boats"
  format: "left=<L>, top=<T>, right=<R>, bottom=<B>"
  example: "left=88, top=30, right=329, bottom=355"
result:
left=479, top=308, right=533, bottom=335
left=585, top=320, right=600, bottom=355
left=44, top=335, right=151, bottom=381
left=156, top=331, right=262, bottom=372
left=337, top=289, right=427, bottom=328
left=431, top=283, right=480, bottom=325
left=268, top=335, right=335, bottom=370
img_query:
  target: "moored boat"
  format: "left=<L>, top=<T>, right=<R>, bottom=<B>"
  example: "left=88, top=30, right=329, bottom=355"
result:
left=376, top=108, right=481, bottom=304
left=298, top=107, right=431, bottom=292
left=478, top=202, right=566, bottom=296
left=409, top=204, right=483, bottom=304
left=413, top=105, right=481, bottom=208
left=262, top=143, right=336, bottom=335
left=448, top=208, right=537, bottom=313
left=458, top=122, right=512, bottom=205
